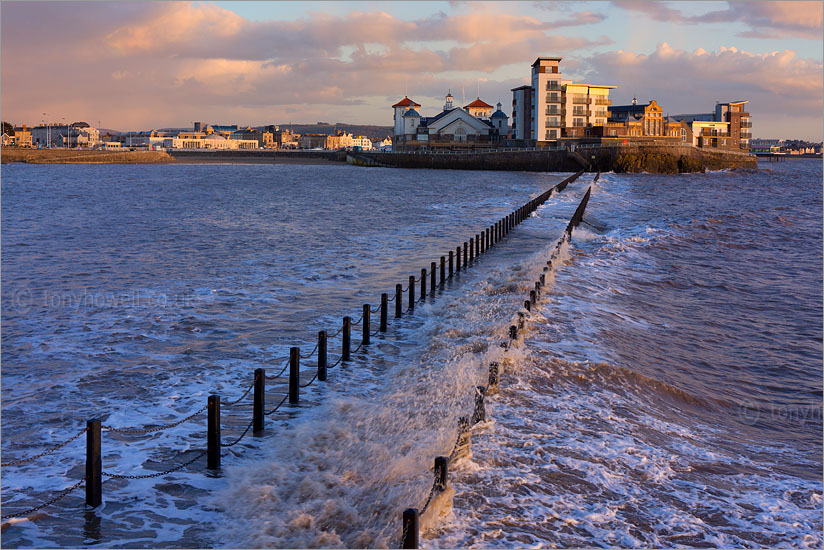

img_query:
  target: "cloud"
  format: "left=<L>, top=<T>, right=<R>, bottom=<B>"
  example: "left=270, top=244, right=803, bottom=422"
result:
left=612, top=1, right=823, bottom=39
left=0, top=1, right=610, bottom=129
left=583, top=42, right=823, bottom=139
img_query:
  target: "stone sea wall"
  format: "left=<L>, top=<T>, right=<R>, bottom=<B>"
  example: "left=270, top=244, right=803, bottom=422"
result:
left=353, top=145, right=757, bottom=173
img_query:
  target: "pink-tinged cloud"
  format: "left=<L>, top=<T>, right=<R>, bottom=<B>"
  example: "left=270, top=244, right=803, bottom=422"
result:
left=612, top=1, right=823, bottom=39
left=0, top=1, right=611, bottom=129
left=584, top=43, right=823, bottom=139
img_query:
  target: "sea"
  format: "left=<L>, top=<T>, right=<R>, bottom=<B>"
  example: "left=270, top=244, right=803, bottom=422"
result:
left=1, top=159, right=821, bottom=548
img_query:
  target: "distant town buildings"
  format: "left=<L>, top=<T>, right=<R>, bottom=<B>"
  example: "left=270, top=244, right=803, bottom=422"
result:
left=28, top=122, right=99, bottom=148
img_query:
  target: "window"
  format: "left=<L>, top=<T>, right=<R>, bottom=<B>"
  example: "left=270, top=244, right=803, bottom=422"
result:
left=456, top=127, right=465, bottom=135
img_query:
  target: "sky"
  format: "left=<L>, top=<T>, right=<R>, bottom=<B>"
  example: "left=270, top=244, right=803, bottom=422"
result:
left=1, top=1, right=822, bottom=140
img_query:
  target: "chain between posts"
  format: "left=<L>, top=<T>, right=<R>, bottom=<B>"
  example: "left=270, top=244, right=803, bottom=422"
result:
left=103, top=450, right=207, bottom=479
left=299, top=343, right=319, bottom=359
left=1, top=427, right=88, bottom=467
left=223, top=377, right=257, bottom=407
left=221, top=420, right=255, bottom=448
left=264, top=394, right=289, bottom=416
left=102, top=404, right=209, bottom=435
left=299, top=372, right=318, bottom=388
left=0, top=477, right=88, bottom=520
left=265, top=357, right=291, bottom=378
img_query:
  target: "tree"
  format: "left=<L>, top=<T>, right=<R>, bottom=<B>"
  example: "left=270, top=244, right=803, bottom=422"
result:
left=2, top=121, right=14, bottom=136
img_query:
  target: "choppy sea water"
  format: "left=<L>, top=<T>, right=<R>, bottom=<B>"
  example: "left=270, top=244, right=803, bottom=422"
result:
left=1, top=160, right=821, bottom=548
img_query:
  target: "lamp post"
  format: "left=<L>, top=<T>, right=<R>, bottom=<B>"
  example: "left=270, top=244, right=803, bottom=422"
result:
left=42, top=112, right=49, bottom=148
left=62, top=117, right=67, bottom=148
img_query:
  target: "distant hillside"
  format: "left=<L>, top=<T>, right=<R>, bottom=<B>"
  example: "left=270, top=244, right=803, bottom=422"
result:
left=271, top=123, right=392, bottom=141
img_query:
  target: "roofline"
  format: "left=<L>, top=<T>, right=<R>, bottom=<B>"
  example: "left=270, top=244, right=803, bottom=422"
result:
left=721, top=100, right=749, bottom=105
left=511, top=85, right=533, bottom=91
left=532, top=56, right=563, bottom=66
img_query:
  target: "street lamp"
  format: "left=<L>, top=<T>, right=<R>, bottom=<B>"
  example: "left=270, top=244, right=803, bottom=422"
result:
left=61, top=117, right=67, bottom=148
left=42, top=112, right=50, bottom=148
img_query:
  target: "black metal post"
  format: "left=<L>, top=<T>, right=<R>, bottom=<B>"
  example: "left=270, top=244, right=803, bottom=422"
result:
left=289, top=347, right=300, bottom=403
left=524, top=300, right=531, bottom=312
left=540, top=274, right=546, bottom=286
left=408, top=276, right=415, bottom=311
left=85, top=419, right=101, bottom=507
left=448, top=251, right=454, bottom=278
left=402, top=508, right=419, bottom=549
left=480, top=232, right=485, bottom=254
left=434, top=456, right=448, bottom=491
left=473, top=386, right=486, bottom=424
left=440, top=256, right=445, bottom=287
left=420, top=268, right=427, bottom=299
left=530, top=290, right=537, bottom=305
left=380, top=293, right=388, bottom=332
left=476, top=234, right=480, bottom=257
left=488, top=362, right=499, bottom=390
left=535, top=282, right=541, bottom=300
left=430, top=262, right=436, bottom=295
left=253, top=368, right=265, bottom=432
left=362, top=304, right=370, bottom=346
left=396, top=284, right=403, bottom=318
left=318, top=331, right=327, bottom=382
left=463, top=241, right=468, bottom=267
left=456, top=246, right=462, bottom=272
left=509, top=325, right=517, bottom=340
left=342, top=318, right=351, bottom=361
left=207, top=395, right=220, bottom=469
left=469, top=238, right=474, bottom=262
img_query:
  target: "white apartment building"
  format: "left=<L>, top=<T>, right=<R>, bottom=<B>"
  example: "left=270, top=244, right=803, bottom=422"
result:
left=513, top=57, right=615, bottom=143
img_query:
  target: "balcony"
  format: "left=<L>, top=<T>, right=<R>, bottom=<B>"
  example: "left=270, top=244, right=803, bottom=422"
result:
left=741, top=131, right=752, bottom=139
left=545, top=120, right=562, bottom=128
left=545, top=107, right=561, bottom=115
left=546, top=82, right=562, bottom=91
left=593, top=98, right=611, bottom=106
left=572, top=96, right=588, bottom=104
left=572, top=121, right=586, bottom=128
left=740, top=121, right=752, bottom=128
left=546, top=94, right=561, bottom=103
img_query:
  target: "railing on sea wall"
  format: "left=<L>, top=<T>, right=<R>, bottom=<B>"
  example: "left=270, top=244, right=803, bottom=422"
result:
left=1, top=170, right=594, bottom=547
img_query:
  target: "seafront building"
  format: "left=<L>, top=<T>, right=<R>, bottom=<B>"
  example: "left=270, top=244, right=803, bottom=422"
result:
left=671, top=101, right=752, bottom=151
left=510, top=57, right=615, bottom=143
left=505, top=55, right=752, bottom=152
left=391, top=91, right=509, bottom=150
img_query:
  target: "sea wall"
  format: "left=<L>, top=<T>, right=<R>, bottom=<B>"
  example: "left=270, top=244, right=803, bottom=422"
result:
left=355, top=145, right=757, bottom=173
left=1, top=148, right=174, bottom=164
